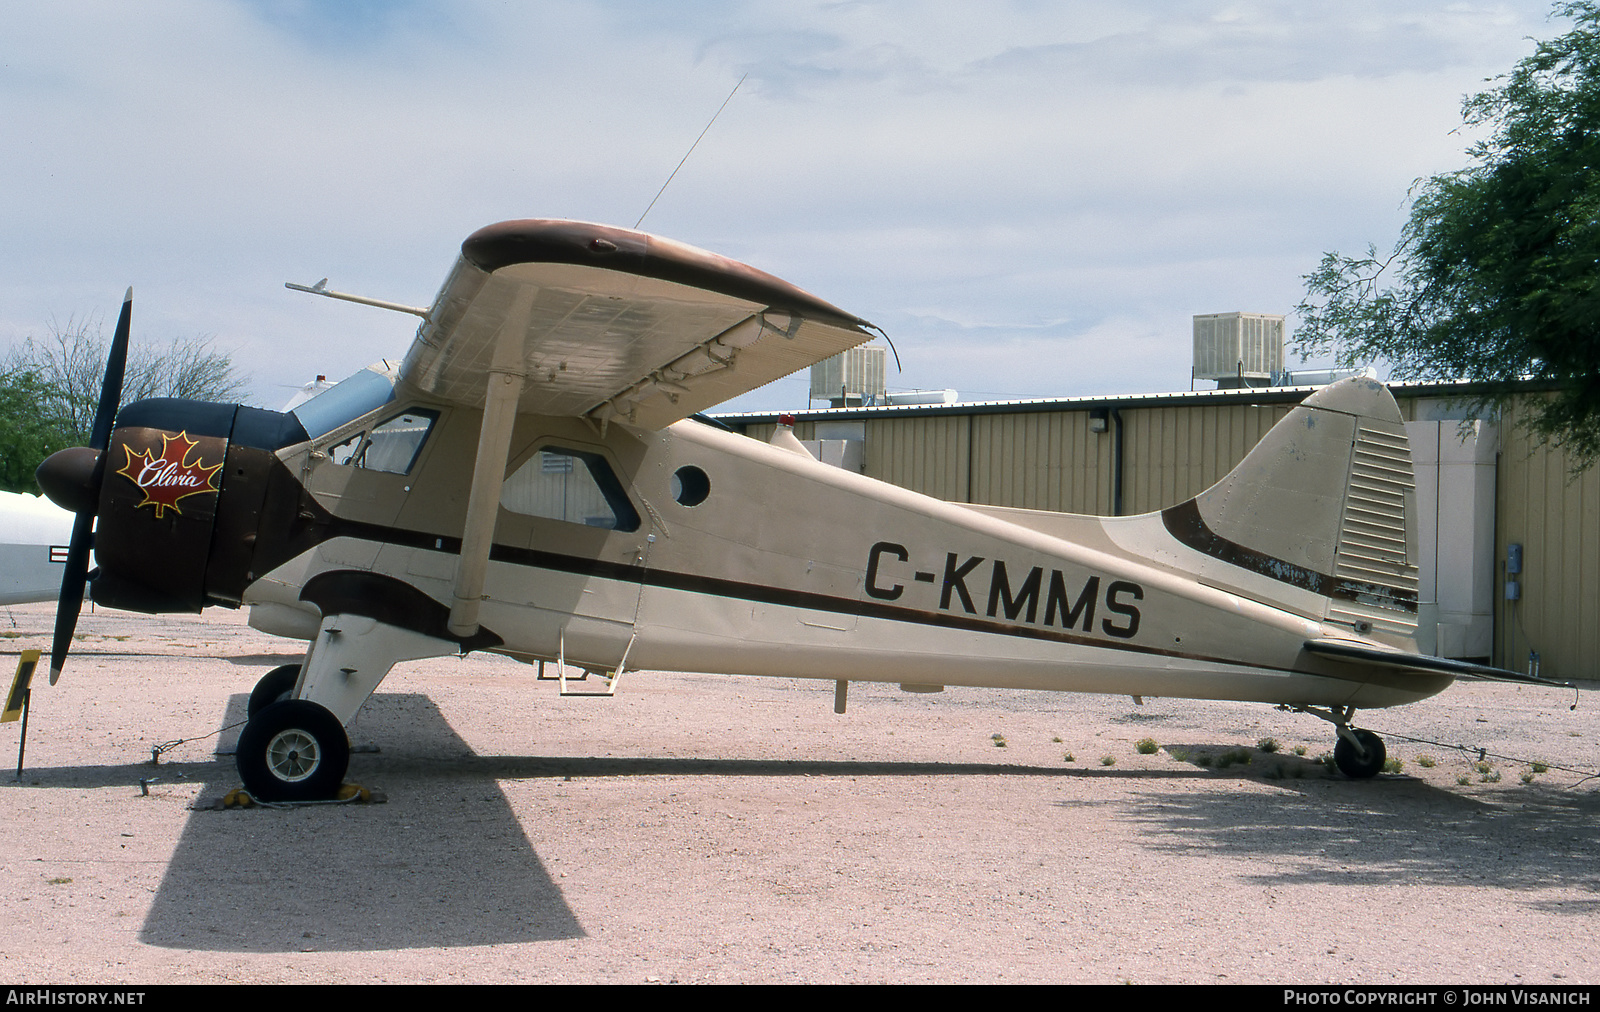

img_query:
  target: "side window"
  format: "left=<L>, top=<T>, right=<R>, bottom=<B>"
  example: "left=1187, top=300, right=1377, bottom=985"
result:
left=321, top=410, right=438, bottom=475
left=501, top=447, right=641, bottom=532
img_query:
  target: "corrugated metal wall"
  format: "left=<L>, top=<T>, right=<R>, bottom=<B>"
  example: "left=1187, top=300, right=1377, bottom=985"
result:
left=859, top=403, right=1291, bottom=514
left=1494, top=417, right=1600, bottom=680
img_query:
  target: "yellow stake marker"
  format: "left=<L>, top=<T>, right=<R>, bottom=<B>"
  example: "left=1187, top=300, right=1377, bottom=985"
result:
left=4, top=650, right=40, bottom=723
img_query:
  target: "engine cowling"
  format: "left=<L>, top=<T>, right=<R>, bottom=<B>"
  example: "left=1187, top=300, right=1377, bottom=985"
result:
left=87, top=399, right=309, bottom=613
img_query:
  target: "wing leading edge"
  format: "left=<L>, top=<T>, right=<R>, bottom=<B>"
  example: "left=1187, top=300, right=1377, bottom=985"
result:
left=398, top=219, right=878, bottom=430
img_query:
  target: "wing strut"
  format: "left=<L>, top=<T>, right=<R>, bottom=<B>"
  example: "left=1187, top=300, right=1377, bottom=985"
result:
left=448, top=290, right=532, bottom=638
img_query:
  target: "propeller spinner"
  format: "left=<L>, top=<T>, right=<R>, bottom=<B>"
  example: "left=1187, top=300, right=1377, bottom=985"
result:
left=35, top=288, right=131, bottom=684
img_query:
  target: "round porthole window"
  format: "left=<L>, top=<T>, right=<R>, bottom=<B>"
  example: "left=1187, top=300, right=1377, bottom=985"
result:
left=671, top=465, right=710, bottom=507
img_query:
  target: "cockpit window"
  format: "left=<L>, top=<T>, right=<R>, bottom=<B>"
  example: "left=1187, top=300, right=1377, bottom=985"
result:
left=325, top=409, right=438, bottom=475
left=291, top=365, right=397, bottom=439
left=500, top=447, right=641, bottom=531
left=367, top=411, right=438, bottom=473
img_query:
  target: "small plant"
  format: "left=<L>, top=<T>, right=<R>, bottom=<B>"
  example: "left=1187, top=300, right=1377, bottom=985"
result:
left=1382, top=757, right=1403, bottom=774
left=1416, top=755, right=1436, bottom=768
left=1475, top=760, right=1493, bottom=775
left=991, top=734, right=1007, bottom=748
left=1532, top=761, right=1549, bottom=774
left=1063, top=751, right=1075, bottom=763
left=47, top=877, right=72, bottom=885
left=1292, top=745, right=1307, bottom=756
left=1317, top=752, right=1336, bottom=769
left=1052, top=736, right=1063, bottom=744
left=1100, top=755, right=1116, bottom=766
left=1520, top=771, right=1536, bottom=784
left=1213, top=748, right=1251, bottom=769
left=1257, top=737, right=1280, bottom=753
left=1457, top=774, right=1471, bottom=786
left=1135, top=738, right=1158, bottom=755
left=1194, top=752, right=1213, bottom=767
left=1480, top=769, right=1502, bottom=783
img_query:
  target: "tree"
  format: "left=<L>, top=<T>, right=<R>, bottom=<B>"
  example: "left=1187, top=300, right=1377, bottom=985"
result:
left=1, top=317, right=249, bottom=492
left=7, top=317, right=248, bottom=446
left=0, top=367, right=74, bottom=494
left=1295, top=2, right=1600, bottom=465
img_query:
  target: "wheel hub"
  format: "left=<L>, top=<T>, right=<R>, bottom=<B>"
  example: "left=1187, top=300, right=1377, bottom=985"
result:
left=265, top=728, right=321, bottom=782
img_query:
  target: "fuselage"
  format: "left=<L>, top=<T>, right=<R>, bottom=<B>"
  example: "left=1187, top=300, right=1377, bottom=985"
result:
left=182, top=386, right=1450, bottom=712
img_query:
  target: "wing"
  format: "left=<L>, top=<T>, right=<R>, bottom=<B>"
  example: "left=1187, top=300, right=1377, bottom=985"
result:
left=398, top=219, right=877, bottom=430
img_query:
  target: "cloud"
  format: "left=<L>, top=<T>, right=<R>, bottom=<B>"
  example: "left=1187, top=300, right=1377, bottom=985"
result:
left=0, top=0, right=1564, bottom=413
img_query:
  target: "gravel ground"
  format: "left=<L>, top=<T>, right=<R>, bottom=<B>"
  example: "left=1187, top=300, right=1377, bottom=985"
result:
left=0, top=601, right=1595, bottom=985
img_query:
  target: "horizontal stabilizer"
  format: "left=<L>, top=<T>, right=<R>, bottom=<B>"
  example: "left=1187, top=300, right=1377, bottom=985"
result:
left=1304, top=639, right=1574, bottom=689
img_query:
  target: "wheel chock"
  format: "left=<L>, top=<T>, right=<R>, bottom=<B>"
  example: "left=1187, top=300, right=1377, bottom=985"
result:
left=217, top=784, right=381, bottom=809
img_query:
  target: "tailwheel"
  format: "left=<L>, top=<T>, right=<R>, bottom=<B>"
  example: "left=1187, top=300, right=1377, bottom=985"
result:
left=236, top=699, right=350, bottom=802
left=247, top=664, right=302, bottom=718
left=1333, top=728, right=1387, bottom=779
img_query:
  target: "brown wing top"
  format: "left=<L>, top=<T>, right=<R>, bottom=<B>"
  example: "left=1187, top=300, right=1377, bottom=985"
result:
left=397, top=219, right=877, bottom=430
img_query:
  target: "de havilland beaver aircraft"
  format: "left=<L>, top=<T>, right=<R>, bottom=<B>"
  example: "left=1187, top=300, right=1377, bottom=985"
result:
left=32, top=218, right=1564, bottom=801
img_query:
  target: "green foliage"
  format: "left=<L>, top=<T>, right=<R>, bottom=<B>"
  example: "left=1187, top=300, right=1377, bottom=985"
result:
left=0, top=368, right=74, bottom=493
left=1134, top=737, right=1159, bottom=754
left=1296, top=3, right=1600, bottom=465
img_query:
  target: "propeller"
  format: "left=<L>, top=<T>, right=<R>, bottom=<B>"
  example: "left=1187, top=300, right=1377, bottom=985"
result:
left=36, top=288, right=131, bottom=684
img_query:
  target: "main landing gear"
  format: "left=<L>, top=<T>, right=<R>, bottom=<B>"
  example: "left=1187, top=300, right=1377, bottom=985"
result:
left=236, top=663, right=351, bottom=802
left=232, top=613, right=457, bottom=801
left=1291, top=705, right=1388, bottom=779
left=235, top=698, right=351, bottom=802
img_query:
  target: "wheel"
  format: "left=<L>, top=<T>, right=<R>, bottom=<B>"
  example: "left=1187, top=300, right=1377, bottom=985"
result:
left=236, top=699, right=350, bottom=802
left=247, top=664, right=301, bottom=718
left=1333, top=728, right=1387, bottom=779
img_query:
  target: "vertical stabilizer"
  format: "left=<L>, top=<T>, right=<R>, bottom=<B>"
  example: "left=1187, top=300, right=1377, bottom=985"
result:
left=1160, top=377, right=1421, bottom=646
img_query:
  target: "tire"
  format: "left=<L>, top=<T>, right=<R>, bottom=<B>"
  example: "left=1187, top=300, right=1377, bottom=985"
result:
left=236, top=699, right=350, bottom=802
left=247, top=664, right=301, bottom=718
left=1333, top=728, right=1386, bottom=779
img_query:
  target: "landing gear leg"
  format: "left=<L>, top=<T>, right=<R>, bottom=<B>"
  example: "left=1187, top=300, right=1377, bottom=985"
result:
left=1292, top=705, right=1388, bottom=779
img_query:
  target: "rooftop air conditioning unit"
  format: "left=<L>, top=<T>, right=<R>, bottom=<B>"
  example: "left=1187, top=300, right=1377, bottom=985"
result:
left=810, top=345, right=887, bottom=407
left=1193, top=312, right=1285, bottom=388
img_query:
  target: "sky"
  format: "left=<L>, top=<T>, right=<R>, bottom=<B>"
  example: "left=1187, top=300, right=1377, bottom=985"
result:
left=0, top=1, right=1571, bottom=413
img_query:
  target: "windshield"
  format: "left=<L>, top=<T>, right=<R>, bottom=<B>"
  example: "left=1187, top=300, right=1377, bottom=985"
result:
left=290, top=364, right=398, bottom=439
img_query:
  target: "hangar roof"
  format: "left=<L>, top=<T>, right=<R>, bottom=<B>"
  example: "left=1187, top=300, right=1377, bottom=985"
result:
left=708, top=379, right=1540, bottom=425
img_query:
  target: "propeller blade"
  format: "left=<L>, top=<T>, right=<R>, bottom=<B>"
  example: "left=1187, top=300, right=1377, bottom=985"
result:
left=47, top=287, right=131, bottom=684
left=48, top=512, right=95, bottom=685
left=89, top=288, right=132, bottom=451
